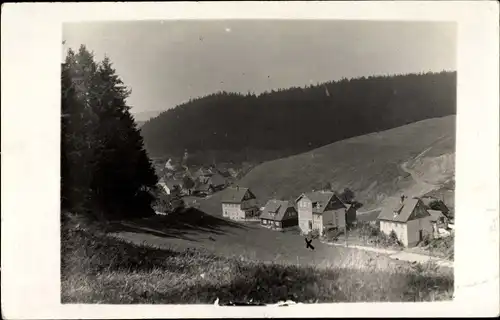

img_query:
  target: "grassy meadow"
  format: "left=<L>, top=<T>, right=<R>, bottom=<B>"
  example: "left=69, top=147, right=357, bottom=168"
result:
left=61, top=213, right=453, bottom=304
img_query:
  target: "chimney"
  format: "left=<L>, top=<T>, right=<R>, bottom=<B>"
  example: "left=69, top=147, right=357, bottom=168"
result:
left=400, top=194, right=406, bottom=204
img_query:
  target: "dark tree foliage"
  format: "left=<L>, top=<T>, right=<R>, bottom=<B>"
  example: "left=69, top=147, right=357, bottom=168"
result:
left=61, top=45, right=158, bottom=220
left=338, top=188, right=355, bottom=204
left=183, top=175, right=196, bottom=190
left=140, top=71, right=456, bottom=164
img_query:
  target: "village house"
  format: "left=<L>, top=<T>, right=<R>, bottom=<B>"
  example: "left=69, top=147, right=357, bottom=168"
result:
left=221, top=187, right=259, bottom=221
left=377, top=196, right=434, bottom=247
left=158, top=178, right=182, bottom=195
left=419, top=195, right=451, bottom=216
left=259, top=199, right=298, bottom=230
left=428, top=209, right=452, bottom=238
left=354, top=209, right=381, bottom=227
left=296, top=191, right=347, bottom=236
left=193, top=167, right=214, bottom=180
left=193, top=173, right=227, bottom=196
left=344, top=203, right=358, bottom=227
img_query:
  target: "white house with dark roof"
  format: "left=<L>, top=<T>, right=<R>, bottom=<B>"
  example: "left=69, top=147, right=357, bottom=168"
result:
left=377, top=196, right=434, bottom=247
left=158, top=178, right=182, bottom=195
left=221, top=187, right=259, bottom=221
left=296, top=191, right=347, bottom=236
left=260, top=199, right=298, bottom=230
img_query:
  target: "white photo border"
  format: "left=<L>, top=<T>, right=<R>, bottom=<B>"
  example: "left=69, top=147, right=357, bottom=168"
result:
left=1, top=1, right=499, bottom=319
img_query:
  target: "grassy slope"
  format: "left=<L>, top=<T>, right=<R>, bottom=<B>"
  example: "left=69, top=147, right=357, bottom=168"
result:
left=61, top=213, right=453, bottom=304
left=105, top=209, right=397, bottom=268
left=199, top=116, right=455, bottom=215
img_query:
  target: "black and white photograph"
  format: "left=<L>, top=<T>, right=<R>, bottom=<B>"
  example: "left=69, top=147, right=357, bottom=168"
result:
left=2, top=2, right=499, bottom=318
left=61, top=18, right=458, bottom=305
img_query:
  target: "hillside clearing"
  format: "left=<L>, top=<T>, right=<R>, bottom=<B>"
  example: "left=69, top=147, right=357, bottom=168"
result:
left=199, top=116, right=455, bottom=215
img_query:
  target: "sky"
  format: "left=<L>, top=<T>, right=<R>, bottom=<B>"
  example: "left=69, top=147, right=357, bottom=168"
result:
left=63, top=20, right=456, bottom=115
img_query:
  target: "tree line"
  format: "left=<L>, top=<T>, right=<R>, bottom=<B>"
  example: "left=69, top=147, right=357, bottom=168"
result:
left=61, top=45, right=158, bottom=220
left=140, top=71, right=456, bottom=165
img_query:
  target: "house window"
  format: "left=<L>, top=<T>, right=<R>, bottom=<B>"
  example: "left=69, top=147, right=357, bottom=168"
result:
left=275, top=221, right=279, bottom=227
left=263, top=219, right=267, bottom=224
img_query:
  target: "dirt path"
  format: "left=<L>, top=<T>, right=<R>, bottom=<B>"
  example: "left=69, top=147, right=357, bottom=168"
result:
left=322, top=241, right=453, bottom=268
left=357, top=207, right=382, bottom=215
left=399, top=146, right=442, bottom=198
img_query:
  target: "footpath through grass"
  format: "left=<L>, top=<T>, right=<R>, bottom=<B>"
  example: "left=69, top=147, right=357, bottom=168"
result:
left=61, top=213, right=454, bottom=304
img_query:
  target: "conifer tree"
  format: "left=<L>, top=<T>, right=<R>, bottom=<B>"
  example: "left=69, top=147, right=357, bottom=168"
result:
left=61, top=45, right=158, bottom=220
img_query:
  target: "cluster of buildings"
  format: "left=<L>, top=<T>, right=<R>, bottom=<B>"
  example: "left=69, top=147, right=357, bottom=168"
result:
left=157, top=160, right=238, bottom=197
left=220, top=186, right=453, bottom=247
left=220, top=187, right=357, bottom=236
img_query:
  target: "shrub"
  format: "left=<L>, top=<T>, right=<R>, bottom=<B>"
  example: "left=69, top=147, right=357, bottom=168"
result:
left=388, top=230, right=403, bottom=247
left=307, top=229, right=320, bottom=239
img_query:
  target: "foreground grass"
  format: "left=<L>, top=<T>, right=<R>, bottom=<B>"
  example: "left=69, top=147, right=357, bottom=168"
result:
left=61, top=215, right=453, bottom=304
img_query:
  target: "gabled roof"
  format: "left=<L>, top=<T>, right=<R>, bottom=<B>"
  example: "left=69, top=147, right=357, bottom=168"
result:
left=428, top=209, right=446, bottom=222
left=260, top=200, right=296, bottom=221
left=194, top=179, right=212, bottom=192
left=221, top=187, right=255, bottom=204
left=357, top=210, right=381, bottom=222
left=418, top=196, right=450, bottom=212
left=296, top=191, right=345, bottom=213
left=165, top=179, right=182, bottom=189
left=378, top=197, right=430, bottom=222
left=209, top=173, right=226, bottom=187
left=194, top=167, right=214, bottom=177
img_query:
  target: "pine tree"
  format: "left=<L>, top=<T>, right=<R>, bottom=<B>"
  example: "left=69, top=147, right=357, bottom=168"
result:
left=91, top=56, right=158, bottom=218
left=61, top=46, right=158, bottom=220
left=61, top=47, right=101, bottom=215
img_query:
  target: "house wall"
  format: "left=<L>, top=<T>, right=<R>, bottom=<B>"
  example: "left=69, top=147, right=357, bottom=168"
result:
left=241, top=198, right=258, bottom=209
left=312, top=213, right=323, bottom=233
left=406, top=216, right=433, bottom=246
left=159, top=182, right=170, bottom=195
left=346, top=207, right=357, bottom=225
left=222, top=203, right=245, bottom=220
left=334, top=209, right=346, bottom=228
left=282, top=218, right=298, bottom=228
left=298, top=198, right=313, bottom=234
left=380, top=220, right=408, bottom=246
left=283, top=208, right=298, bottom=227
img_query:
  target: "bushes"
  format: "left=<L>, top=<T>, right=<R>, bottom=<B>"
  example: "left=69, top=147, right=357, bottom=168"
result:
left=151, top=186, right=185, bottom=214
left=354, top=221, right=403, bottom=248
left=417, top=234, right=454, bottom=260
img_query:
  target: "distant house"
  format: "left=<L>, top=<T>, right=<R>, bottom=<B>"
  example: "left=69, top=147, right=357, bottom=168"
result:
left=260, top=199, right=298, bottom=230
left=193, top=167, right=214, bottom=180
left=345, top=203, right=358, bottom=227
left=419, top=196, right=450, bottom=216
left=377, top=196, right=433, bottom=247
left=227, top=168, right=238, bottom=178
left=355, top=209, right=381, bottom=227
left=158, top=178, right=182, bottom=195
left=193, top=173, right=227, bottom=196
left=221, top=187, right=259, bottom=221
left=208, top=173, right=226, bottom=191
left=216, top=168, right=232, bottom=178
left=193, top=179, right=212, bottom=196
left=428, top=209, right=451, bottom=238
left=296, top=191, right=347, bottom=236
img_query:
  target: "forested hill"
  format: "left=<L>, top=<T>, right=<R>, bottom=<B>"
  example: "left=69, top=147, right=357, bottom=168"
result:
left=140, top=71, right=456, bottom=164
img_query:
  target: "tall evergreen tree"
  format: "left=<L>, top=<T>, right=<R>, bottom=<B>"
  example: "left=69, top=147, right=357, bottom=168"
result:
left=61, top=45, right=158, bottom=220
